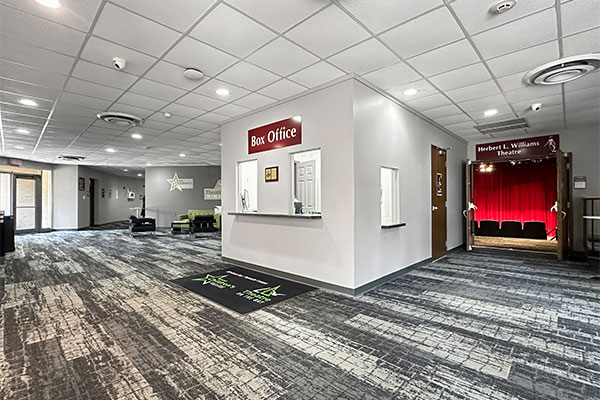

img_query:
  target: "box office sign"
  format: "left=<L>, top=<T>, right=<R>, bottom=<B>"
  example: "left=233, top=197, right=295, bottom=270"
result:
left=248, top=116, right=302, bottom=154
left=476, top=134, right=559, bottom=161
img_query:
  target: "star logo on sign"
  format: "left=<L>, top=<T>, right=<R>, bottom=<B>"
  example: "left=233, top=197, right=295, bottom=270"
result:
left=167, top=173, right=184, bottom=192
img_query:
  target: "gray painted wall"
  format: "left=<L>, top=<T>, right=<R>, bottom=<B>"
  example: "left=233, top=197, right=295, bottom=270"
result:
left=78, top=166, right=145, bottom=228
left=53, top=164, right=78, bottom=230
left=145, top=166, right=221, bottom=228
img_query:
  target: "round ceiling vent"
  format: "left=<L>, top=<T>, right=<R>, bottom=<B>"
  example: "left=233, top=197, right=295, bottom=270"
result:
left=182, top=67, right=204, bottom=80
left=97, top=112, right=144, bottom=126
left=522, top=54, right=600, bottom=86
left=57, top=155, right=85, bottom=161
left=490, top=0, right=517, bottom=14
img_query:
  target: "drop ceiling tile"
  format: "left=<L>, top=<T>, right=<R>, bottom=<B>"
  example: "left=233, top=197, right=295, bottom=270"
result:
left=0, top=90, right=55, bottom=109
left=563, top=73, right=600, bottom=92
left=60, top=92, right=112, bottom=110
left=0, top=6, right=86, bottom=56
left=563, top=27, right=600, bottom=56
left=108, top=103, right=155, bottom=119
left=434, top=112, right=473, bottom=126
left=452, top=0, right=555, bottom=35
left=512, top=94, right=563, bottom=114
left=190, top=4, right=276, bottom=58
left=361, top=62, right=420, bottom=91
left=161, top=103, right=206, bottom=119
left=72, top=60, right=139, bottom=89
left=146, top=112, right=189, bottom=126
left=496, top=71, right=529, bottom=92
left=562, top=0, right=600, bottom=36
left=409, top=40, right=480, bottom=77
left=517, top=104, right=563, bottom=120
left=53, top=102, right=98, bottom=118
left=486, top=41, right=559, bottom=78
left=164, top=37, right=237, bottom=77
left=129, top=79, right=186, bottom=102
left=286, top=6, right=370, bottom=58
left=81, top=36, right=157, bottom=76
left=287, top=62, right=346, bottom=88
left=213, top=103, right=251, bottom=118
left=565, top=86, right=600, bottom=103
left=446, top=80, right=501, bottom=103
left=387, top=79, right=438, bottom=101
left=144, top=61, right=207, bottom=91
left=2, top=0, right=102, bottom=31
left=504, top=84, right=561, bottom=103
left=93, top=3, right=180, bottom=57
left=182, top=118, right=218, bottom=131
left=328, top=39, right=398, bottom=75
left=177, top=92, right=226, bottom=111
left=65, top=77, right=123, bottom=101
left=0, top=60, right=68, bottom=90
left=246, top=38, right=319, bottom=76
left=233, top=93, right=277, bottom=109
left=193, top=79, right=250, bottom=102
left=458, top=93, right=508, bottom=112
left=380, top=7, right=464, bottom=58
left=404, top=93, right=451, bottom=111
left=471, top=9, right=557, bottom=59
left=1, top=103, right=50, bottom=118
left=118, top=92, right=170, bottom=112
left=116, top=0, right=217, bottom=32
left=226, top=0, right=326, bottom=33
left=0, top=37, right=75, bottom=75
left=429, top=63, right=492, bottom=91
left=258, top=79, right=307, bottom=100
left=218, top=62, right=279, bottom=91
left=422, top=104, right=463, bottom=119
left=197, top=112, right=229, bottom=124
left=469, top=105, right=514, bottom=122
left=445, top=121, right=477, bottom=133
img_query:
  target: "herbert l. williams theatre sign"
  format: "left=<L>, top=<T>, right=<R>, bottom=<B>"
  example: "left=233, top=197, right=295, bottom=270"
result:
left=248, top=116, right=302, bottom=154
left=476, top=134, right=559, bottom=162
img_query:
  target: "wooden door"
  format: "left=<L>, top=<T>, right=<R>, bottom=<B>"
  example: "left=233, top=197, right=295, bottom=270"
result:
left=431, top=146, right=447, bottom=260
left=296, top=160, right=316, bottom=213
left=557, top=152, right=569, bottom=260
left=464, top=161, right=475, bottom=251
left=89, top=178, right=95, bottom=227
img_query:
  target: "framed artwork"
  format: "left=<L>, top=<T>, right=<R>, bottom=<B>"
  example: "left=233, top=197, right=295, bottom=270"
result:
left=101, top=188, right=105, bottom=198
left=265, top=166, right=279, bottom=182
left=78, top=177, right=85, bottom=191
left=108, top=189, right=112, bottom=199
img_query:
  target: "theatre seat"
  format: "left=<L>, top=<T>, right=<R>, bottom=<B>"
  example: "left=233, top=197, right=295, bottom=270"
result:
left=523, top=222, right=547, bottom=239
left=477, top=220, right=500, bottom=237
left=501, top=221, right=523, bottom=238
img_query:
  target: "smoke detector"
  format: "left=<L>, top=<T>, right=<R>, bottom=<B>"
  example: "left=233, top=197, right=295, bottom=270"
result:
left=97, top=112, right=144, bottom=126
left=489, top=0, right=516, bottom=14
left=57, top=155, right=85, bottom=161
left=523, top=54, right=600, bottom=86
left=182, top=68, right=204, bottom=80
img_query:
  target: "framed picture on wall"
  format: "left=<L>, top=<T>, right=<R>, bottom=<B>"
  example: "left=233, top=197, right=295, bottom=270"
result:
left=265, top=166, right=278, bottom=182
left=108, top=189, right=112, bottom=199
left=101, top=188, right=105, bottom=198
left=78, top=177, right=85, bottom=191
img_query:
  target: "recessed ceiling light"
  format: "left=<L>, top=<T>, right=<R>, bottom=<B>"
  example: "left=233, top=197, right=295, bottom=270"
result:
left=216, top=88, right=230, bottom=96
left=292, top=115, right=302, bottom=122
left=484, top=109, right=498, bottom=117
left=16, top=128, right=30, bottom=134
left=14, top=145, right=25, bottom=150
left=131, top=133, right=142, bottom=139
left=123, top=169, right=129, bottom=172
left=137, top=173, right=143, bottom=177
left=403, top=88, right=418, bottom=96
left=146, top=162, right=152, bottom=166
left=163, top=112, right=172, bottom=118
left=36, top=0, right=61, bottom=8
left=179, top=153, right=186, bottom=157
left=106, top=148, right=116, bottom=153
left=18, top=98, right=38, bottom=107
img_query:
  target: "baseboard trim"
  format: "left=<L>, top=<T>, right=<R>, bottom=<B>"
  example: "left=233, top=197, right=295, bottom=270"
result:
left=221, top=256, right=433, bottom=296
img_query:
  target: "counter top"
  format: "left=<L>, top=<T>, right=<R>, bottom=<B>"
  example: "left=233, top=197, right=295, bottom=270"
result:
left=381, top=223, right=407, bottom=229
left=228, top=212, right=322, bottom=219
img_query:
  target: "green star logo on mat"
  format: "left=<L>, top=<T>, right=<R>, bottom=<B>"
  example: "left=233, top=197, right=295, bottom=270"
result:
left=192, top=274, right=236, bottom=289
left=241, top=285, right=286, bottom=302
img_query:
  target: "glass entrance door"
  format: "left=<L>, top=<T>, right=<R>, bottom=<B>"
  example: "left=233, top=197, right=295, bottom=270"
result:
left=15, top=176, right=40, bottom=232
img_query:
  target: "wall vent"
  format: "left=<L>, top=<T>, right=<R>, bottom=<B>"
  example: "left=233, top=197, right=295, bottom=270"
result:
left=57, top=155, right=85, bottom=161
left=474, top=118, right=529, bottom=134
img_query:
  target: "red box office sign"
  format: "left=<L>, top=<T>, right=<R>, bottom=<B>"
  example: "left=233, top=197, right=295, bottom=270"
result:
left=248, top=116, right=302, bottom=154
left=475, top=134, right=560, bottom=161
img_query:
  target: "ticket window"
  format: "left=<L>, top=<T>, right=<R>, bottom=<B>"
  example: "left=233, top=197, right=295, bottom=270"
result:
left=237, top=160, right=258, bottom=212
left=381, top=167, right=400, bottom=226
left=292, top=149, right=321, bottom=214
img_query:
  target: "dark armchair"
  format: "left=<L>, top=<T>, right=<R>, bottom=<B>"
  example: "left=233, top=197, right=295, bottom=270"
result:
left=190, top=214, right=218, bottom=236
left=129, top=216, right=156, bottom=236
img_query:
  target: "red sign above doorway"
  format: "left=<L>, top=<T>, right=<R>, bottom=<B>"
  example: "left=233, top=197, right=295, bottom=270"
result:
left=248, top=117, right=302, bottom=154
left=475, top=134, right=560, bottom=161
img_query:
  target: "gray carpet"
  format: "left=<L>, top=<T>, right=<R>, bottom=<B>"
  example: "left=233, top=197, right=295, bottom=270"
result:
left=1, top=230, right=599, bottom=400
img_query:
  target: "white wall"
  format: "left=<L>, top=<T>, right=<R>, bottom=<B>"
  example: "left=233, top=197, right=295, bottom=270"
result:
left=467, top=125, right=600, bottom=252
left=221, top=79, right=356, bottom=288
left=352, top=80, right=467, bottom=287
left=52, top=164, right=78, bottom=229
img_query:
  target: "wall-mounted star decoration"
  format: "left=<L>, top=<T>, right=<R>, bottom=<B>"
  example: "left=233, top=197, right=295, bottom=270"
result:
left=167, top=173, right=184, bottom=192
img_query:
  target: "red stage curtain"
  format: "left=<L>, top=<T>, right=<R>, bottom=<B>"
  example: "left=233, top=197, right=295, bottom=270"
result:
left=473, top=160, right=557, bottom=232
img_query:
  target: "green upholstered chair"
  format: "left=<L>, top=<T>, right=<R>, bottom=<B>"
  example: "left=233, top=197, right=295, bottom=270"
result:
left=177, top=209, right=221, bottom=230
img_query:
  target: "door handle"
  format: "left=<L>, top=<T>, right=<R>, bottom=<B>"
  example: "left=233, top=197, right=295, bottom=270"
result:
left=561, top=211, right=567, bottom=221
left=462, top=210, right=468, bottom=219
left=432, top=206, right=438, bottom=211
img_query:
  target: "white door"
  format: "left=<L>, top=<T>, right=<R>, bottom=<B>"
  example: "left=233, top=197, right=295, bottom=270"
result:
left=296, top=160, right=316, bottom=213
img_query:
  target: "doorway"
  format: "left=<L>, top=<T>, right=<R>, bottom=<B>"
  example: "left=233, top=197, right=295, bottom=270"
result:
left=89, top=178, right=96, bottom=227
left=296, top=160, right=316, bottom=213
left=431, top=145, right=447, bottom=260
left=14, top=175, right=41, bottom=233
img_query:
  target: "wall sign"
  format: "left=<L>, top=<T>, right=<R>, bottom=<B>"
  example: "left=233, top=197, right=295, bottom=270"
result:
left=436, top=173, right=443, bottom=196
left=167, top=173, right=194, bottom=192
left=265, top=166, right=279, bottom=182
left=204, top=179, right=222, bottom=200
left=574, top=176, right=587, bottom=189
left=476, top=135, right=559, bottom=161
left=248, top=116, right=302, bottom=154
left=78, top=177, right=85, bottom=191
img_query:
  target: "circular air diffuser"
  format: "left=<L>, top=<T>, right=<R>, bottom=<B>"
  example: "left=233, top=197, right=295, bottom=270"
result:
left=523, top=54, right=600, bottom=86
left=57, top=155, right=85, bottom=161
left=97, top=112, right=144, bottom=126
left=182, top=67, right=204, bottom=80
left=490, top=0, right=517, bottom=14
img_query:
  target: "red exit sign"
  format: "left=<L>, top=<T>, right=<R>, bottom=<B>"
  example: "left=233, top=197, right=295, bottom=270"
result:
left=248, top=116, right=302, bottom=154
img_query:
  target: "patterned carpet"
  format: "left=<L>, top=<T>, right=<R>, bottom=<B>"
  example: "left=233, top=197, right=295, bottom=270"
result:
left=1, top=230, right=599, bottom=400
